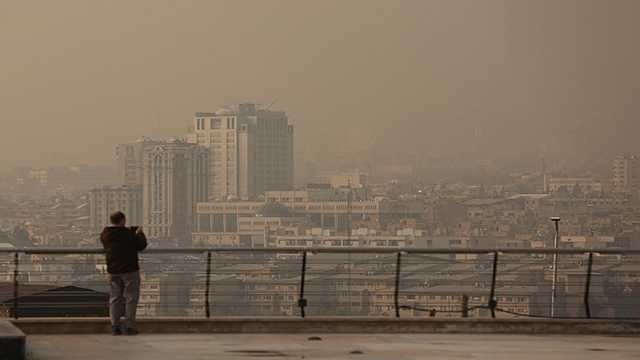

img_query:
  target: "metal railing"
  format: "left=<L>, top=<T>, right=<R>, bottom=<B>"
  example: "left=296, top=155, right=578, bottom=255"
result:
left=1, top=247, right=640, bottom=320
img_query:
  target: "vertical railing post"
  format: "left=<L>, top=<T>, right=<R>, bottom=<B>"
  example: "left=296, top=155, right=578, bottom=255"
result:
left=461, top=294, right=469, bottom=318
left=298, top=251, right=308, bottom=318
left=204, top=251, right=212, bottom=319
left=394, top=252, right=402, bottom=318
left=488, top=251, right=499, bottom=318
left=13, top=252, right=19, bottom=319
left=550, top=217, right=561, bottom=318
left=584, top=252, right=593, bottom=319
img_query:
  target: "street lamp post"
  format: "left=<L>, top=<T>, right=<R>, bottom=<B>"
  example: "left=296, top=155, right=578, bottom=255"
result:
left=550, top=216, right=561, bottom=318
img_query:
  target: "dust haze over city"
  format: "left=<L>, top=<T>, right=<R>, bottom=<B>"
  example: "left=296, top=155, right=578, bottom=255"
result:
left=3, top=0, right=640, bottom=344
left=2, top=0, right=639, bottom=178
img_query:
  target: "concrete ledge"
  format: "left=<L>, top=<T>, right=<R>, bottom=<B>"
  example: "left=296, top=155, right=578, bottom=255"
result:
left=0, top=320, right=25, bottom=360
left=10, top=317, right=640, bottom=336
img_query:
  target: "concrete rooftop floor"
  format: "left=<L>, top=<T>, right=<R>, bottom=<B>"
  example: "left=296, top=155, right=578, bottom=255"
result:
left=26, top=333, right=640, bottom=360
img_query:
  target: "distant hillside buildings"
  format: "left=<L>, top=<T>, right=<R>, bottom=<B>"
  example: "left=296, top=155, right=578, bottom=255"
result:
left=542, top=155, right=640, bottom=196
left=543, top=176, right=603, bottom=195
left=87, top=97, right=640, bottom=255
left=5, top=165, right=116, bottom=194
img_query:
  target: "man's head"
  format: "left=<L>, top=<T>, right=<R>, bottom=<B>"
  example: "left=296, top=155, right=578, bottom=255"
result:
left=110, top=211, right=126, bottom=227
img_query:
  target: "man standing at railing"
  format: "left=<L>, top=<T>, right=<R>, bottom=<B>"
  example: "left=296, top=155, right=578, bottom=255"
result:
left=100, top=211, right=147, bottom=336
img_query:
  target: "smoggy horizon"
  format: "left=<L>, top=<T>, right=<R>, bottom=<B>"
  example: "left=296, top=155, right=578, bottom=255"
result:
left=1, top=0, right=639, bottom=174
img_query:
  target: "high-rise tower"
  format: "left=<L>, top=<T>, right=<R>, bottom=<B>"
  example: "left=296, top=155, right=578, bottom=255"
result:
left=187, top=103, right=294, bottom=200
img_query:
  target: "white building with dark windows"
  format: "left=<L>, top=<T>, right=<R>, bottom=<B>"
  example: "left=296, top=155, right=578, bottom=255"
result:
left=187, top=103, right=294, bottom=200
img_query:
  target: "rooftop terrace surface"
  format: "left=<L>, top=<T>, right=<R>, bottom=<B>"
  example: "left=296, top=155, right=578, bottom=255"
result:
left=26, top=333, right=640, bottom=360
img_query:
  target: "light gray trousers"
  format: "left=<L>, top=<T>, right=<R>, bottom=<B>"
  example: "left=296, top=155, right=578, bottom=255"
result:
left=109, top=271, right=140, bottom=328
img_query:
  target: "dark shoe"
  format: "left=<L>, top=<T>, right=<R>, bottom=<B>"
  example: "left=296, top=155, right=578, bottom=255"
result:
left=124, top=328, right=139, bottom=336
left=111, top=325, right=122, bottom=336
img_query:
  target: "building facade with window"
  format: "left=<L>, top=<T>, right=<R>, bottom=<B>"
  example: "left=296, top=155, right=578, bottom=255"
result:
left=115, top=138, right=163, bottom=186
left=613, top=155, right=640, bottom=193
left=88, top=185, right=143, bottom=233
left=141, top=140, right=209, bottom=244
left=187, top=103, right=294, bottom=200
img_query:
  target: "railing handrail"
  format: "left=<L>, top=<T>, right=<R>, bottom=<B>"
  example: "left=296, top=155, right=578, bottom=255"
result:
left=1, top=247, right=640, bottom=255
left=3, top=246, right=640, bottom=320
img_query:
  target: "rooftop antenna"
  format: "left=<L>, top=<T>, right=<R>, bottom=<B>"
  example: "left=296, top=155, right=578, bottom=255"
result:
left=541, top=156, right=548, bottom=193
left=347, top=178, right=353, bottom=243
left=550, top=217, right=561, bottom=318
left=347, top=177, right=353, bottom=314
left=265, top=99, right=278, bottom=111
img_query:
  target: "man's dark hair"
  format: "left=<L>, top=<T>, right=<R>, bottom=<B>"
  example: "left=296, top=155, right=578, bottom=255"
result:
left=110, top=211, right=126, bottom=225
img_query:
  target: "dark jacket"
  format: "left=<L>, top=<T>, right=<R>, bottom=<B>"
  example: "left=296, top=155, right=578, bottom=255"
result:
left=100, top=226, right=147, bottom=274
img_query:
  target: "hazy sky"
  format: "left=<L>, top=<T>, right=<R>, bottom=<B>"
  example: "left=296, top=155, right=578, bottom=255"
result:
left=1, top=0, right=639, bottom=171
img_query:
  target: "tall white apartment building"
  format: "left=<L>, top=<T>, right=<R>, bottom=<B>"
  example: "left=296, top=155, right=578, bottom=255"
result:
left=187, top=103, right=294, bottom=200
